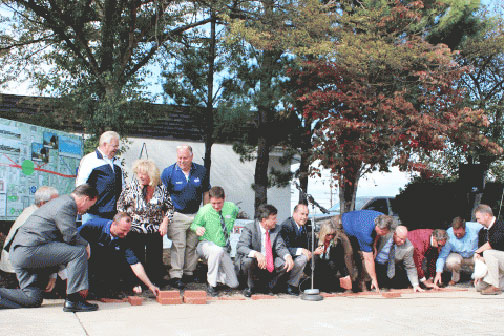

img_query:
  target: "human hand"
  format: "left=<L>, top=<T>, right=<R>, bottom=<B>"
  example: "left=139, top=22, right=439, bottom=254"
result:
left=284, top=255, right=294, bottom=272
left=371, top=279, right=380, bottom=292
left=433, top=273, right=442, bottom=289
left=255, top=252, right=267, bottom=269
left=159, top=223, right=168, bottom=236
left=133, top=286, right=142, bottom=294
left=149, top=285, right=160, bottom=296
left=195, top=227, right=206, bottom=237
left=45, top=277, right=56, bottom=292
left=301, top=248, right=312, bottom=260
left=422, top=279, right=435, bottom=289
left=86, top=244, right=91, bottom=259
left=313, top=246, right=324, bottom=255
left=413, top=285, right=424, bottom=293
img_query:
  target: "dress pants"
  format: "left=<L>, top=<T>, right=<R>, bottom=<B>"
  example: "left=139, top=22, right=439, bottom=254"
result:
left=445, top=253, right=474, bottom=282
left=0, top=242, right=88, bottom=309
left=241, top=256, right=304, bottom=290
left=167, top=212, right=198, bottom=278
left=376, top=263, right=409, bottom=289
left=88, top=244, right=138, bottom=293
left=196, top=240, right=238, bottom=288
left=482, top=249, right=504, bottom=288
left=127, top=231, right=164, bottom=284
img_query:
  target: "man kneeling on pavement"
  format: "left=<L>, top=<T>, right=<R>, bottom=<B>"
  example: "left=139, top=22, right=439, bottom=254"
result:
left=78, top=212, right=160, bottom=298
left=190, top=186, right=239, bottom=297
left=235, top=204, right=299, bottom=297
left=375, top=226, right=423, bottom=292
left=474, top=204, right=504, bottom=295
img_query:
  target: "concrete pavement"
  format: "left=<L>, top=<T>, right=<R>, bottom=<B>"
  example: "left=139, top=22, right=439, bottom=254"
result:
left=1, top=288, right=504, bottom=336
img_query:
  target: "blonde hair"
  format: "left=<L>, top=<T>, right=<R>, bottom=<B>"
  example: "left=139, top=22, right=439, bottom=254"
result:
left=318, top=219, right=337, bottom=246
left=132, top=159, right=161, bottom=186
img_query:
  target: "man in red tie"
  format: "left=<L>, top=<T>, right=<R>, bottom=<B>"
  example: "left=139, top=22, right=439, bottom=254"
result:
left=235, top=204, right=295, bottom=297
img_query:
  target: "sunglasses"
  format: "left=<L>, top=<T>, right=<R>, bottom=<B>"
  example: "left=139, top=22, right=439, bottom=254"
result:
left=327, top=233, right=336, bottom=237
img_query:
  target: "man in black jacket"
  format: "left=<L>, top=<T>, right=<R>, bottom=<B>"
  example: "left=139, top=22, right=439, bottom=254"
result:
left=280, top=204, right=311, bottom=295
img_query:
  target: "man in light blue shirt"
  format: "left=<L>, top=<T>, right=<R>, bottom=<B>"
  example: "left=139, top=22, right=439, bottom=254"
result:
left=434, top=217, right=483, bottom=287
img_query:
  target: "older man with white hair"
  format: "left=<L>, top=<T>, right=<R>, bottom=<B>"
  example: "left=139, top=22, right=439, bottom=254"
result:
left=1, top=186, right=59, bottom=273
left=76, top=130, right=123, bottom=223
left=375, top=226, right=423, bottom=292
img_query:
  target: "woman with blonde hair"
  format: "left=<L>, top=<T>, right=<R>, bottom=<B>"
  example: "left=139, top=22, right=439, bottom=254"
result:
left=117, top=160, right=174, bottom=290
left=312, top=219, right=351, bottom=292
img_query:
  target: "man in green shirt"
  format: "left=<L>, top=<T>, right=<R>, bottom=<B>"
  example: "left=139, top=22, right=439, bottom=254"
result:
left=191, top=186, right=239, bottom=296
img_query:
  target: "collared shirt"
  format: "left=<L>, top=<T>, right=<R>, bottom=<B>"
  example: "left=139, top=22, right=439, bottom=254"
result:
left=78, top=217, right=140, bottom=265
left=161, top=162, right=210, bottom=214
left=247, top=225, right=290, bottom=259
left=436, top=222, right=483, bottom=272
left=191, top=202, right=239, bottom=247
left=376, top=237, right=394, bottom=265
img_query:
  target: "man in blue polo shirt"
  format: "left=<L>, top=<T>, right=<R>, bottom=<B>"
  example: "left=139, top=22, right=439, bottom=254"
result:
left=78, top=212, right=160, bottom=297
left=161, top=145, right=210, bottom=289
left=339, top=210, right=394, bottom=291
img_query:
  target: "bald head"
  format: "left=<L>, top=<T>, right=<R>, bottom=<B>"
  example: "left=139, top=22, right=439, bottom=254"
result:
left=393, top=225, right=408, bottom=246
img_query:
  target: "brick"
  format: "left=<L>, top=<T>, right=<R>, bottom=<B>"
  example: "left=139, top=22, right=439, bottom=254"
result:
left=128, top=296, right=143, bottom=306
left=339, top=276, right=352, bottom=290
left=183, top=297, right=207, bottom=304
left=99, top=297, right=128, bottom=303
left=320, top=292, right=339, bottom=298
left=251, top=294, right=277, bottom=300
left=381, top=292, right=401, bottom=298
left=183, top=290, right=207, bottom=298
left=158, top=290, right=181, bottom=299
left=158, top=297, right=183, bottom=305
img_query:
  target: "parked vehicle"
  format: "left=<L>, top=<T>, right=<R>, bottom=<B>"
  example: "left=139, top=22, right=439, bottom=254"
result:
left=360, top=196, right=401, bottom=225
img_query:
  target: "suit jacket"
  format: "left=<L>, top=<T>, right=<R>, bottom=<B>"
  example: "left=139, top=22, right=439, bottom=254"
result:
left=407, top=229, right=438, bottom=280
left=280, top=217, right=309, bottom=256
left=235, top=221, right=289, bottom=271
left=377, top=233, right=419, bottom=286
left=12, top=194, right=88, bottom=249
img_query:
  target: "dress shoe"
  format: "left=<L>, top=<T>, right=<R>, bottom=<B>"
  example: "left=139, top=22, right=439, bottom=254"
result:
left=169, top=278, right=185, bottom=290
left=286, top=285, right=299, bottom=296
left=207, top=285, right=218, bottom=297
left=243, top=288, right=253, bottom=298
left=63, top=299, right=99, bottom=312
left=481, top=285, right=502, bottom=295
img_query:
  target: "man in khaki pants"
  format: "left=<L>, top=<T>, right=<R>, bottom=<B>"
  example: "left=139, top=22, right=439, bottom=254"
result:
left=161, top=145, right=210, bottom=289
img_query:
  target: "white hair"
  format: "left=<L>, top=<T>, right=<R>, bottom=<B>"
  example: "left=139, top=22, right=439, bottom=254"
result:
left=99, top=131, right=120, bottom=146
left=34, top=186, right=59, bottom=206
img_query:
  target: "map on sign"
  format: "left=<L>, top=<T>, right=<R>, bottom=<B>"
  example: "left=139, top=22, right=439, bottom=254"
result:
left=0, top=118, right=83, bottom=220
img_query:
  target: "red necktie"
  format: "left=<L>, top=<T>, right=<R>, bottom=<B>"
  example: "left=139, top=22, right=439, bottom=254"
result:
left=265, top=230, right=274, bottom=273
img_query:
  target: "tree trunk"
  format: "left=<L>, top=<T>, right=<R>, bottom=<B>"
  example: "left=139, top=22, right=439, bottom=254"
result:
left=338, top=160, right=361, bottom=214
left=203, top=10, right=216, bottom=174
left=298, top=149, right=310, bottom=204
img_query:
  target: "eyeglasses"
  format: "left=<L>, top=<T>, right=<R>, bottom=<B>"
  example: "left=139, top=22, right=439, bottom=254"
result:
left=327, top=233, right=336, bottom=237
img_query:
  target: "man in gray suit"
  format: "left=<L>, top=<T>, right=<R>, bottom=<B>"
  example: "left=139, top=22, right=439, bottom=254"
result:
left=375, top=226, right=423, bottom=292
left=235, top=204, right=295, bottom=297
left=0, top=184, right=99, bottom=312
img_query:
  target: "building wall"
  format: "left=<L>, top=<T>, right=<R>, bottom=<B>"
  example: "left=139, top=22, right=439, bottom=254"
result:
left=119, top=138, right=292, bottom=222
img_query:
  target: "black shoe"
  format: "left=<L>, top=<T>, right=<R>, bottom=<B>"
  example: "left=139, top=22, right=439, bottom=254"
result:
left=207, top=285, right=218, bottom=297
left=287, top=285, right=299, bottom=296
left=243, top=288, right=253, bottom=298
left=169, top=277, right=185, bottom=290
left=182, top=274, right=194, bottom=283
left=63, top=299, right=99, bottom=312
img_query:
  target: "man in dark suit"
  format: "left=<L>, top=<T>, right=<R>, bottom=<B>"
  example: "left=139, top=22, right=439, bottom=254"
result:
left=235, top=204, right=295, bottom=297
left=279, top=203, right=310, bottom=295
left=0, top=184, right=99, bottom=312
left=78, top=212, right=160, bottom=298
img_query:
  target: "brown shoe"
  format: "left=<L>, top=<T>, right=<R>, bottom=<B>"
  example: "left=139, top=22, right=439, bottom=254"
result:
left=448, top=280, right=457, bottom=286
left=481, top=286, right=502, bottom=295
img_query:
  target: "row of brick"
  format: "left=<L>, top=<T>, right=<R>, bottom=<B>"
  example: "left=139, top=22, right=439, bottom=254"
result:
left=125, top=287, right=468, bottom=306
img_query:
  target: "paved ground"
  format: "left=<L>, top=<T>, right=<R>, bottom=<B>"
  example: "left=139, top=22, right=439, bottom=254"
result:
left=2, top=287, right=503, bottom=336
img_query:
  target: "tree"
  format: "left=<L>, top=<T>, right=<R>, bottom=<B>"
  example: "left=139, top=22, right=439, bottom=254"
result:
left=294, top=0, right=501, bottom=213
left=224, top=0, right=334, bottom=209
left=0, top=0, right=211, bottom=137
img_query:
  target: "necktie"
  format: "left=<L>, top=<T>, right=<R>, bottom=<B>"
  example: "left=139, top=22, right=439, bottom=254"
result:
left=387, top=245, right=396, bottom=279
left=298, top=226, right=303, bottom=236
left=219, top=211, right=230, bottom=250
left=265, top=230, right=274, bottom=273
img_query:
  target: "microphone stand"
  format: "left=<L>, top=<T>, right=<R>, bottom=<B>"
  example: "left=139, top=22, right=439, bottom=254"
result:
left=295, top=183, right=323, bottom=301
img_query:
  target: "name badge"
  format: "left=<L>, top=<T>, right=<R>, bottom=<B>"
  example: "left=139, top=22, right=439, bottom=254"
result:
left=175, top=181, right=183, bottom=184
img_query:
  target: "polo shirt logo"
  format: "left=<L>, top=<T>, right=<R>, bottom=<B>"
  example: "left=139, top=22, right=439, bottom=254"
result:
left=175, top=181, right=183, bottom=184
left=194, top=178, right=200, bottom=183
